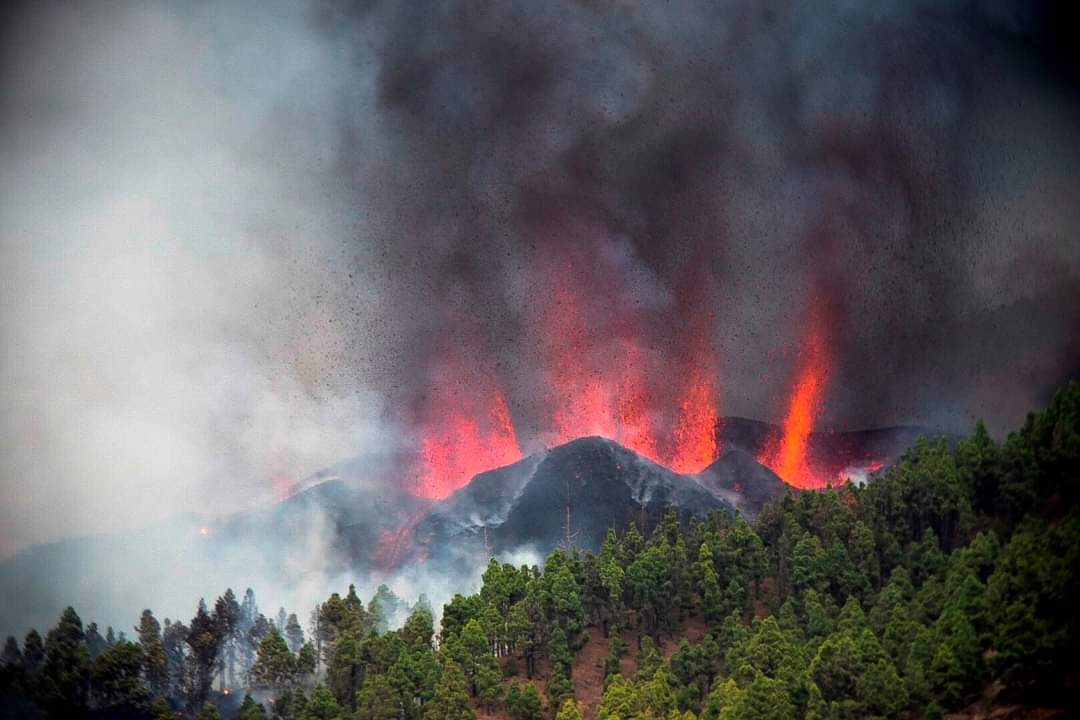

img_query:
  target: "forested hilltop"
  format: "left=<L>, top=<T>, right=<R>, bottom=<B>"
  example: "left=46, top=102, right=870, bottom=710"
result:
left=2, top=384, right=1078, bottom=720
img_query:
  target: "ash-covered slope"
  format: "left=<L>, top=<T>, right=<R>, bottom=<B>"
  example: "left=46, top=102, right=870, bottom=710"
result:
left=696, top=448, right=791, bottom=520
left=412, top=437, right=737, bottom=569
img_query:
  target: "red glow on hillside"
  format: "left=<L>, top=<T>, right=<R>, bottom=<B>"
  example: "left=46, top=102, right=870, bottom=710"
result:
left=375, top=505, right=434, bottom=569
left=761, top=307, right=831, bottom=488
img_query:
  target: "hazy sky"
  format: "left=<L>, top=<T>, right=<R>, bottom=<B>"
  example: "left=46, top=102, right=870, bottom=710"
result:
left=2, top=0, right=1079, bottom=556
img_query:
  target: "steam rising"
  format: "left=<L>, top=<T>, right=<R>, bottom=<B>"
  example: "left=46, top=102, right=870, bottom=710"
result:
left=1, top=0, right=1079, bottom=634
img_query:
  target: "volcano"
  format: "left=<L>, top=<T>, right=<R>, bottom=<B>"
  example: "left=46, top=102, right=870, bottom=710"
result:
left=364, top=420, right=945, bottom=567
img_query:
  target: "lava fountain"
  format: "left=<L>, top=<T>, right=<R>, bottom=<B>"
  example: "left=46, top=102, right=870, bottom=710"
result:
left=412, top=248, right=726, bottom=497
left=760, top=303, right=831, bottom=488
left=414, top=352, right=523, bottom=499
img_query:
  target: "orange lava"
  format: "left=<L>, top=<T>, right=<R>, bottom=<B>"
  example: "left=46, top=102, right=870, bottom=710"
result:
left=613, top=344, right=661, bottom=465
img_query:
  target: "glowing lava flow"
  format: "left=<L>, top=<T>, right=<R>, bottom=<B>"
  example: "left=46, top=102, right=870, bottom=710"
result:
left=543, top=280, right=621, bottom=444
left=761, top=317, right=831, bottom=488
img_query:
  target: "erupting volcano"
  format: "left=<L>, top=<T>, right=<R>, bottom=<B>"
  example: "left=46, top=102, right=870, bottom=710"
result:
left=414, top=355, right=724, bottom=498
left=406, top=227, right=909, bottom=498
left=668, top=369, right=720, bottom=474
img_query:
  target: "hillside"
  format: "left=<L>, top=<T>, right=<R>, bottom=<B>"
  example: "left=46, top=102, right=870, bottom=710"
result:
left=2, top=384, right=1077, bottom=719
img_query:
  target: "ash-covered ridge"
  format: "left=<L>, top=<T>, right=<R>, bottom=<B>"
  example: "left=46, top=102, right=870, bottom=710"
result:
left=411, top=437, right=741, bottom=571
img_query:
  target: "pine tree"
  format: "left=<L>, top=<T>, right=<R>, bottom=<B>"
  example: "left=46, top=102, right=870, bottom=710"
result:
left=598, top=529, right=626, bottom=637
left=809, top=632, right=860, bottom=705
left=136, top=609, right=167, bottom=697
left=251, top=626, right=296, bottom=690
left=791, top=535, right=826, bottom=596
left=555, top=698, right=583, bottom=720
left=215, top=589, right=241, bottom=688
left=732, top=672, right=792, bottom=720
left=450, top=618, right=496, bottom=697
left=162, top=619, right=188, bottom=700
left=425, top=660, right=474, bottom=720
left=326, top=636, right=362, bottom=708
left=149, top=695, right=180, bottom=720
left=476, top=658, right=503, bottom=710
left=186, top=599, right=222, bottom=711
left=357, top=674, right=401, bottom=720
left=91, top=640, right=150, bottom=712
left=296, top=642, right=317, bottom=685
left=603, top=631, right=624, bottom=685
left=402, top=604, right=436, bottom=651
left=546, top=666, right=574, bottom=716
left=857, top=658, right=907, bottom=719
left=84, top=622, right=107, bottom=660
left=635, top=636, right=662, bottom=681
left=627, top=542, right=666, bottom=641
left=284, top=613, right=305, bottom=654
left=508, top=682, right=544, bottom=720
left=2, top=636, right=22, bottom=667
left=306, top=684, right=343, bottom=720
left=701, top=677, right=742, bottom=720
left=195, top=702, right=222, bottom=720
left=697, top=543, right=724, bottom=626
left=639, top=667, right=677, bottom=717
left=41, top=606, right=91, bottom=715
left=238, top=693, right=268, bottom=720
left=22, top=629, right=45, bottom=674
left=848, top=520, right=880, bottom=590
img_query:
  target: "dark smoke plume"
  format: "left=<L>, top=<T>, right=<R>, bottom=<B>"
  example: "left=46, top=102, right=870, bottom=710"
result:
left=318, top=0, right=1080, bottom=443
